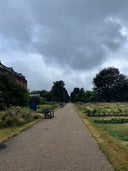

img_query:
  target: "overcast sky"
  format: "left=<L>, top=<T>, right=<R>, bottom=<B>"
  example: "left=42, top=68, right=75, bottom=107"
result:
left=0, top=0, right=128, bottom=93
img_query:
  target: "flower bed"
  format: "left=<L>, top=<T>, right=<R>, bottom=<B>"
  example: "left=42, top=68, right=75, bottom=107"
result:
left=81, top=103, right=128, bottom=117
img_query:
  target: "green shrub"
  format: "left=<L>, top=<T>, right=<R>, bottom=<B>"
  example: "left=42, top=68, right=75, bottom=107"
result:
left=83, top=103, right=128, bottom=117
left=94, top=118, right=128, bottom=124
left=0, top=106, right=36, bottom=128
left=3, top=115, right=19, bottom=127
left=37, top=103, right=58, bottom=114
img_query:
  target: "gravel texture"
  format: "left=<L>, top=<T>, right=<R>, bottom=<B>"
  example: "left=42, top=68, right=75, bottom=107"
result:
left=0, top=103, right=114, bottom=171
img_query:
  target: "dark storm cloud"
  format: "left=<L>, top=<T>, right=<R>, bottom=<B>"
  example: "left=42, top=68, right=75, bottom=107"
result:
left=0, top=0, right=128, bottom=91
left=0, top=0, right=128, bottom=70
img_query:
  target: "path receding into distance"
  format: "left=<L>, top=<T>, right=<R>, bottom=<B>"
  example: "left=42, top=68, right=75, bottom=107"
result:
left=0, top=103, right=114, bottom=171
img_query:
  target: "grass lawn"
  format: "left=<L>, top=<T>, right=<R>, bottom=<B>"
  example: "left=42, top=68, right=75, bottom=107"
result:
left=75, top=103, right=128, bottom=171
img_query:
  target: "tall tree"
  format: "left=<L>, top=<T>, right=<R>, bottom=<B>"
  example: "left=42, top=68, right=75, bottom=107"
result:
left=51, top=80, right=69, bottom=102
left=0, top=73, right=29, bottom=107
left=70, top=87, right=85, bottom=102
left=84, top=90, right=95, bottom=102
left=93, top=67, right=128, bottom=101
left=70, top=87, right=80, bottom=102
left=40, top=90, right=52, bottom=101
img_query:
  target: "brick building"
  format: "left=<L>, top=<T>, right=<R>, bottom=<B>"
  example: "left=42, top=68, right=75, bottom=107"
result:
left=0, top=61, right=27, bottom=88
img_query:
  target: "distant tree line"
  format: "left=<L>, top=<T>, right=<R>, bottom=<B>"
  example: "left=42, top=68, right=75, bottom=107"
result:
left=71, top=67, right=128, bottom=102
left=31, top=80, right=70, bottom=103
left=1, top=66, right=128, bottom=110
left=31, top=67, right=128, bottom=103
left=70, top=88, right=95, bottom=102
left=93, top=67, right=128, bottom=102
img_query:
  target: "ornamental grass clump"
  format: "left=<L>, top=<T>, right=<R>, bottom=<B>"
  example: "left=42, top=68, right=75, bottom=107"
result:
left=0, top=106, right=35, bottom=128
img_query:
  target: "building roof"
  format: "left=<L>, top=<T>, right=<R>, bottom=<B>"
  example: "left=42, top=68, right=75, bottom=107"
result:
left=0, top=61, right=26, bottom=80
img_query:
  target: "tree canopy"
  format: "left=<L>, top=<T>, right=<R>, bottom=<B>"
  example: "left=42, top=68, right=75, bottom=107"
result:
left=51, top=80, right=70, bottom=102
left=70, top=88, right=95, bottom=102
left=28, top=67, right=128, bottom=104
left=93, top=67, right=128, bottom=102
left=70, top=88, right=84, bottom=102
left=0, top=73, right=29, bottom=108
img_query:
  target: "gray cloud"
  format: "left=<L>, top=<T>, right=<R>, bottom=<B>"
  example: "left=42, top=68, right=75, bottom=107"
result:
left=0, top=0, right=128, bottom=91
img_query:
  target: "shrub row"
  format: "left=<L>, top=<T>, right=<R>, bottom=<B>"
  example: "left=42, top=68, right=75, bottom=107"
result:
left=84, top=105, right=128, bottom=117
left=94, top=118, right=128, bottom=124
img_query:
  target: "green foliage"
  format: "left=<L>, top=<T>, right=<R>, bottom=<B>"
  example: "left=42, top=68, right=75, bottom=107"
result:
left=51, top=80, right=69, bottom=102
left=40, top=90, right=53, bottom=101
left=76, top=102, right=128, bottom=142
left=70, top=88, right=95, bottom=102
left=93, top=67, right=128, bottom=102
left=108, top=127, right=128, bottom=141
left=0, top=106, right=37, bottom=128
left=77, top=103, right=128, bottom=143
left=84, top=90, right=95, bottom=102
left=37, top=103, right=58, bottom=114
left=70, top=88, right=84, bottom=102
left=96, top=122, right=128, bottom=142
left=78, top=102, right=128, bottom=117
left=94, top=118, right=128, bottom=124
left=30, top=90, right=53, bottom=102
left=94, top=117, right=128, bottom=141
left=31, top=81, right=69, bottom=103
left=0, top=73, right=29, bottom=108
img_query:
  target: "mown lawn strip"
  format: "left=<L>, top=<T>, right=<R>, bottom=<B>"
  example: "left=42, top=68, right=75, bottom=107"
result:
left=75, top=105, right=128, bottom=171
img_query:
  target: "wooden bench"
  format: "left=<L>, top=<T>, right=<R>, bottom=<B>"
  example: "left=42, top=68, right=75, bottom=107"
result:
left=60, top=103, right=64, bottom=108
left=44, top=108, right=54, bottom=119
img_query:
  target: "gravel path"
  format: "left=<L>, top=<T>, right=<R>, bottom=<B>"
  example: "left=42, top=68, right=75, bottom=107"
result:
left=0, top=103, right=114, bottom=171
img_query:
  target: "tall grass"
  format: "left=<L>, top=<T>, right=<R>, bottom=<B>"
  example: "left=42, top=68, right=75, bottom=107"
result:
left=99, top=123, right=128, bottom=141
left=0, top=106, right=41, bottom=128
